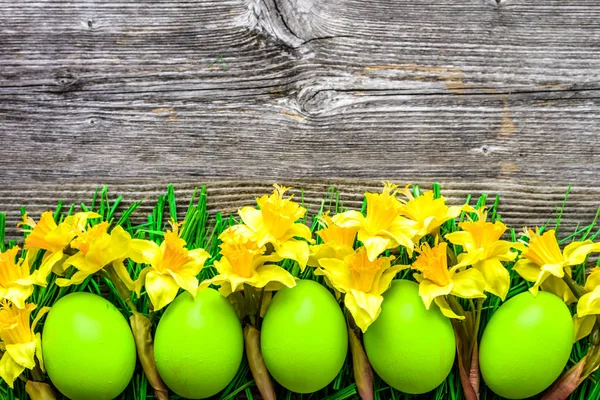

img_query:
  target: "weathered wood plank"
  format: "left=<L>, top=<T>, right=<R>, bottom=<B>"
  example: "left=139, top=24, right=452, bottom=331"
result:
left=1, top=1, right=599, bottom=239
left=0, top=181, right=598, bottom=242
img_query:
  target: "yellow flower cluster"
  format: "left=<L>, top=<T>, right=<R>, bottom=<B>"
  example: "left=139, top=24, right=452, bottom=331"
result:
left=308, top=182, right=522, bottom=331
left=512, top=228, right=600, bottom=341
left=200, top=184, right=312, bottom=296
left=5, top=181, right=600, bottom=393
left=4, top=209, right=215, bottom=387
left=0, top=210, right=104, bottom=387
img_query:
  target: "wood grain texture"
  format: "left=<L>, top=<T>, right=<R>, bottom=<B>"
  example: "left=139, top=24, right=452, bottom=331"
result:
left=1, top=1, right=600, bottom=238
left=0, top=181, right=598, bottom=242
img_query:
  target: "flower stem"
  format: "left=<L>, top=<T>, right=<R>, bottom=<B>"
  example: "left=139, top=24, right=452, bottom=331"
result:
left=104, top=265, right=136, bottom=311
left=104, top=264, right=169, bottom=400
left=244, top=324, right=276, bottom=400
left=471, top=298, right=483, bottom=355
left=562, top=275, right=587, bottom=299
left=129, top=312, right=169, bottom=400
left=346, top=314, right=373, bottom=400
left=583, top=322, right=600, bottom=377
left=25, top=381, right=56, bottom=400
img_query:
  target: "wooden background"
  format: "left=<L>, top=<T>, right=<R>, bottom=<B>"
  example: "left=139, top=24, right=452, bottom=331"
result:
left=1, top=0, right=600, bottom=240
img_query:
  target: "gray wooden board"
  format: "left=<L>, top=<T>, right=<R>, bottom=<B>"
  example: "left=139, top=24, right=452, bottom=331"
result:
left=1, top=0, right=600, bottom=239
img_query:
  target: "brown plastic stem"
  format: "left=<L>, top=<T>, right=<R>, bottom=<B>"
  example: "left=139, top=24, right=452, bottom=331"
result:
left=103, top=265, right=169, bottom=400
left=541, top=356, right=588, bottom=400
left=25, top=381, right=56, bottom=400
left=244, top=324, right=276, bottom=400
left=448, top=295, right=480, bottom=400
left=542, top=323, right=600, bottom=399
left=130, top=312, right=169, bottom=400
left=348, top=325, right=374, bottom=400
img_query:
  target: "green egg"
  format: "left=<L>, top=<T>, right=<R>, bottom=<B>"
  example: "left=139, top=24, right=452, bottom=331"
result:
left=154, top=288, right=244, bottom=399
left=364, top=279, right=456, bottom=394
left=479, top=290, right=573, bottom=399
left=42, top=292, right=137, bottom=400
left=261, top=279, right=348, bottom=393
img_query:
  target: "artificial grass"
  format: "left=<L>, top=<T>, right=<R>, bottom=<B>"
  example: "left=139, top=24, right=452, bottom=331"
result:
left=1, top=183, right=599, bottom=400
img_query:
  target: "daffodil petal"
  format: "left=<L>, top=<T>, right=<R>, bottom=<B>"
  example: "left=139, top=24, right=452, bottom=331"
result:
left=332, top=210, right=365, bottom=228
left=2, top=287, right=34, bottom=310
left=350, top=289, right=384, bottom=321
left=188, top=248, right=211, bottom=265
left=576, top=286, right=600, bottom=318
left=145, top=270, right=180, bottom=311
left=584, top=268, right=600, bottom=292
left=238, top=207, right=263, bottom=232
left=0, top=352, right=26, bottom=388
left=418, top=280, right=453, bottom=309
left=564, top=241, right=600, bottom=266
left=253, top=264, right=296, bottom=289
left=487, top=241, right=519, bottom=261
left=345, top=291, right=380, bottom=333
left=445, top=231, right=473, bottom=250
left=434, top=297, right=465, bottom=320
left=474, top=258, right=510, bottom=300
left=307, top=244, right=337, bottom=267
left=217, top=281, right=235, bottom=297
left=108, top=226, right=131, bottom=261
left=55, top=270, right=93, bottom=287
left=35, top=333, right=45, bottom=373
left=377, top=265, right=406, bottom=295
left=453, top=251, right=482, bottom=269
left=287, top=223, right=313, bottom=242
left=112, top=260, right=135, bottom=291
left=166, top=269, right=199, bottom=297
left=37, top=251, right=64, bottom=281
left=359, top=235, right=392, bottom=262
left=31, top=307, right=50, bottom=333
left=129, top=239, right=159, bottom=264
left=276, top=239, right=309, bottom=271
left=134, top=266, right=152, bottom=296
left=541, top=263, right=565, bottom=279
left=513, top=259, right=542, bottom=282
left=540, top=275, right=577, bottom=305
left=450, top=268, right=487, bottom=300
left=5, top=341, right=36, bottom=370
left=317, top=258, right=352, bottom=293
left=573, top=314, right=596, bottom=342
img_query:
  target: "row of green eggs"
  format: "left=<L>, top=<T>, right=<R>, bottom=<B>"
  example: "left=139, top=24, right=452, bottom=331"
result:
left=41, top=280, right=573, bottom=400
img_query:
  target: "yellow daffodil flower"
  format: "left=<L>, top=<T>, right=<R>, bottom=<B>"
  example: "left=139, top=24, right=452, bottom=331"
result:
left=398, top=188, right=467, bottom=241
left=333, top=182, right=418, bottom=262
left=411, top=242, right=486, bottom=319
left=317, top=247, right=401, bottom=332
left=308, top=213, right=357, bottom=267
left=20, top=211, right=100, bottom=275
left=445, top=208, right=519, bottom=300
left=237, top=184, right=312, bottom=271
left=0, top=247, right=50, bottom=309
left=513, top=228, right=600, bottom=301
left=0, top=302, right=49, bottom=387
left=573, top=267, right=600, bottom=342
left=200, top=224, right=295, bottom=296
left=131, top=221, right=210, bottom=311
left=56, top=223, right=133, bottom=288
